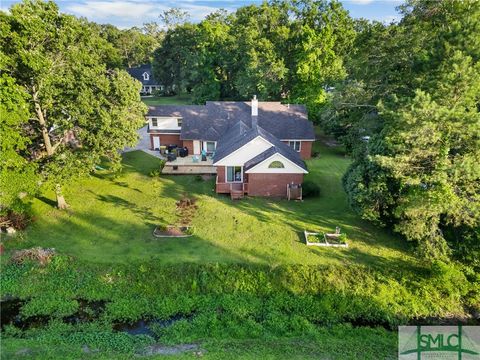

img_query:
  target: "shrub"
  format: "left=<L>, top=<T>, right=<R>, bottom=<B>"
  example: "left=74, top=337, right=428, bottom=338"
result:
left=302, top=181, right=320, bottom=198
left=149, top=161, right=166, bottom=177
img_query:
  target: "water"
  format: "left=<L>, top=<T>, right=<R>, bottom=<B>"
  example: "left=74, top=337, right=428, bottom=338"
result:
left=1, top=298, right=188, bottom=339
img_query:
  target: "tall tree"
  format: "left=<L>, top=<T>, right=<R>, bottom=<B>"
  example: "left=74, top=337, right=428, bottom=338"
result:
left=152, top=0, right=354, bottom=109
left=1, top=0, right=146, bottom=209
left=159, top=8, right=191, bottom=30
left=328, top=0, right=480, bottom=260
left=0, top=72, right=38, bottom=214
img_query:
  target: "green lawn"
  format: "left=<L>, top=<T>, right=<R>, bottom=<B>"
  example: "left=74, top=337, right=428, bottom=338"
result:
left=7, top=137, right=416, bottom=269
left=141, top=94, right=193, bottom=106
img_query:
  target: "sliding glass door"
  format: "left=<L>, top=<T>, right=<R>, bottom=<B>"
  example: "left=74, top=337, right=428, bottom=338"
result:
left=226, top=166, right=242, bottom=182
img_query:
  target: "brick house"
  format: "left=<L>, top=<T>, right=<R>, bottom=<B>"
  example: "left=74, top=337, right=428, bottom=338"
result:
left=146, top=96, right=315, bottom=198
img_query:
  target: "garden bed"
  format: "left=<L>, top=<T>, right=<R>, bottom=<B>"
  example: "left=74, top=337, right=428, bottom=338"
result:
left=304, top=231, right=348, bottom=247
left=153, top=226, right=193, bottom=238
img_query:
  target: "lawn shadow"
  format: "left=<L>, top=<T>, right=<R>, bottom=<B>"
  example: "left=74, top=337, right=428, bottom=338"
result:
left=36, top=196, right=57, bottom=208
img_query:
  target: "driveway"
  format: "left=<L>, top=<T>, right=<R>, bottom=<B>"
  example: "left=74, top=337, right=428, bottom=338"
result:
left=123, top=126, right=163, bottom=158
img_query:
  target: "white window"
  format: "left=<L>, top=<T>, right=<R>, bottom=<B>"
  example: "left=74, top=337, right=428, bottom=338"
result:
left=206, top=141, right=216, bottom=153
left=143, top=72, right=150, bottom=81
left=151, top=118, right=158, bottom=127
left=226, top=166, right=242, bottom=182
left=177, top=118, right=183, bottom=127
left=289, top=141, right=301, bottom=152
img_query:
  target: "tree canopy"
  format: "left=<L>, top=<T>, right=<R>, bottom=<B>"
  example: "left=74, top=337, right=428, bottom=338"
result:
left=152, top=0, right=355, bottom=121
left=323, top=0, right=480, bottom=262
left=1, top=0, right=146, bottom=209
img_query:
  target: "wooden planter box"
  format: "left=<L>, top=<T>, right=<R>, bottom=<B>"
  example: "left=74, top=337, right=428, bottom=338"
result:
left=153, top=226, right=193, bottom=238
left=304, top=231, right=348, bottom=248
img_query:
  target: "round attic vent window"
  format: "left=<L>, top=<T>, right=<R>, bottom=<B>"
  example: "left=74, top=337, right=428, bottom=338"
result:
left=268, top=161, right=285, bottom=168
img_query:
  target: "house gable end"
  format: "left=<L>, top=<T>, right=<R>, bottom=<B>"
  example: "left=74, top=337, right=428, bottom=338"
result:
left=245, top=152, right=308, bottom=174
left=213, top=136, right=272, bottom=166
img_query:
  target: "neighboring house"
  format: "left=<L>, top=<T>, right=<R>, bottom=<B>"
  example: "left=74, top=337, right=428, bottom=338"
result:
left=146, top=96, right=315, bottom=198
left=126, top=64, right=163, bottom=95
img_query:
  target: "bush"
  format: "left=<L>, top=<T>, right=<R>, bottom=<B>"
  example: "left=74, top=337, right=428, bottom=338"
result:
left=302, top=181, right=320, bottom=198
left=149, top=160, right=166, bottom=177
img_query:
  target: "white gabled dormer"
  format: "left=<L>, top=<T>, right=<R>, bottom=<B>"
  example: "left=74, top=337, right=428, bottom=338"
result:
left=147, top=117, right=182, bottom=131
left=142, top=72, right=150, bottom=81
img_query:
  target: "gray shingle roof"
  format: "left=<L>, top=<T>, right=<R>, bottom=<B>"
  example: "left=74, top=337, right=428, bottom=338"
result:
left=126, top=64, right=160, bottom=86
left=146, top=101, right=315, bottom=141
left=244, top=147, right=277, bottom=171
left=214, top=125, right=307, bottom=172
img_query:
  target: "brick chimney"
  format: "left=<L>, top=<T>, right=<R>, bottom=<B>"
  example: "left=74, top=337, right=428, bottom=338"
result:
left=251, top=95, right=258, bottom=117
left=251, top=95, right=258, bottom=128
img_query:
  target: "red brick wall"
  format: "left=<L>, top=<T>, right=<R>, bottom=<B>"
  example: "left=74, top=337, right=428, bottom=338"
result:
left=216, top=166, right=226, bottom=182
left=282, top=141, right=313, bottom=160
left=300, top=141, right=313, bottom=159
left=149, top=134, right=183, bottom=149
left=247, top=173, right=304, bottom=198
left=183, top=140, right=193, bottom=154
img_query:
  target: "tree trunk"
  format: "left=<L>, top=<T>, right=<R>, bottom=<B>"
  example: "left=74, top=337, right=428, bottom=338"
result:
left=32, top=90, right=54, bottom=156
left=55, top=184, right=69, bottom=210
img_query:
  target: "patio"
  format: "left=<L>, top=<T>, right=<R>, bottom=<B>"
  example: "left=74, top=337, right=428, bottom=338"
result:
left=162, top=155, right=217, bottom=175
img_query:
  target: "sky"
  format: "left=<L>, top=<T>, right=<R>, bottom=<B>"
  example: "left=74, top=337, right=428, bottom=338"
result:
left=1, top=0, right=404, bottom=29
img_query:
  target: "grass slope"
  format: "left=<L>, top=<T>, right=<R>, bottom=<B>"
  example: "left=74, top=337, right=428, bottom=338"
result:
left=141, top=94, right=193, bottom=106
left=7, top=140, right=415, bottom=269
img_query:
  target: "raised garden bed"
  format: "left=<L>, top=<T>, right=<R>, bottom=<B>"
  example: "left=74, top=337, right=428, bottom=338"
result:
left=304, top=231, right=348, bottom=248
left=153, top=226, right=193, bottom=238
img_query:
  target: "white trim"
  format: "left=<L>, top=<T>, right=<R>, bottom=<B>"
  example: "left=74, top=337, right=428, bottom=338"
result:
left=213, top=135, right=274, bottom=165
left=152, top=136, right=160, bottom=150
left=147, top=132, right=181, bottom=135
left=193, top=140, right=201, bottom=155
left=202, top=141, right=217, bottom=153
left=225, top=166, right=243, bottom=183
left=245, top=153, right=308, bottom=174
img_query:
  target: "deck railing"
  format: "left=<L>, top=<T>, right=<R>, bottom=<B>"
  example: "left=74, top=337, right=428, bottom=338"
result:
left=215, top=177, right=248, bottom=194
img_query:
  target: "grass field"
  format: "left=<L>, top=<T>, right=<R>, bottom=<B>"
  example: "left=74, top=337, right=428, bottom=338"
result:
left=141, top=94, right=193, bottom=106
left=6, top=136, right=416, bottom=270
left=3, top=129, right=473, bottom=360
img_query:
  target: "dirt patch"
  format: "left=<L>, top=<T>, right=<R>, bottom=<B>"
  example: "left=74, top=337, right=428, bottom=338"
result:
left=137, top=343, right=201, bottom=356
left=0, top=212, right=32, bottom=231
left=153, top=226, right=192, bottom=237
left=176, top=195, right=198, bottom=226
left=10, top=247, right=56, bottom=266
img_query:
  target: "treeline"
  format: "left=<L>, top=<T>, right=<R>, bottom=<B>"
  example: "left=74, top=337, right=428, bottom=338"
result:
left=152, top=1, right=355, bottom=121
left=0, top=0, right=147, bottom=214
left=153, top=0, right=479, bottom=264
left=321, top=1, right=480, bottom=264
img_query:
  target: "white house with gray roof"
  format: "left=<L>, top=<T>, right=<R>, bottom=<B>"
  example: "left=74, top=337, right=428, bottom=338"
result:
left=146, top=96, right=315, bottom=198
left=127, top=64, right=163, bottom=95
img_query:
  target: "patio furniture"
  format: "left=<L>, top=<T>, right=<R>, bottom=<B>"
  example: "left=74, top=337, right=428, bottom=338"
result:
left=178, top=147, right=188, bottom=158
left=192, top=155, right=199, bottom=163
left=167, top=153, right=177, bottom=162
